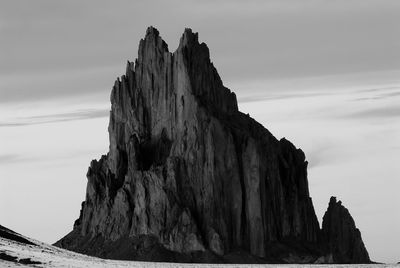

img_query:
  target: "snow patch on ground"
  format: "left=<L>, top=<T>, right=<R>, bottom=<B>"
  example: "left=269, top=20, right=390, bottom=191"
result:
left=0, top=236, right=398, bottom=268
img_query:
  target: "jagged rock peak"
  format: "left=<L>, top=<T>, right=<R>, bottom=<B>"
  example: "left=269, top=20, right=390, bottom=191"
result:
left=139, top=26, right=202, bottom=57
left=143, top=26, right=200, bottom=51
left=322, top=196, right=370, bottom=264
left=134, top=26, right=238, bottom=114
left=145, top=25, right=159, bottom=37
left=137, top=26, right=169, bottom=65
left=179, top=28, right=199, bottom=48
left=329, top=196, right=341, bottom=206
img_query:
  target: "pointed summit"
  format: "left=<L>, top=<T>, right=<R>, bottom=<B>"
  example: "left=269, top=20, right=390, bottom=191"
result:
left=322, top=197, right=370, bottom=263
left=141, top=26, right=166, bottom=49
left=136, top=26, right=169, bottom=70
left=145, top=26, right=159, bottom=37
left=178, top=28, right=199, bottom=48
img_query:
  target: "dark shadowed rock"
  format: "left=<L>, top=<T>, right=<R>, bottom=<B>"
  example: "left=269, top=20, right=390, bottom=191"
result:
left=0, top=225, right=36, bottom=246
left=55, top=27, right=370, bottom=263
left=321, top=197, right=370, bottom=263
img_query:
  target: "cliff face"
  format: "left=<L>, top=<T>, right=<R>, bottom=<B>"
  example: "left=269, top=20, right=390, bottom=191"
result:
left=321, top=197, right=370, bottom=263
left=56, top=27, right=369, bottom=263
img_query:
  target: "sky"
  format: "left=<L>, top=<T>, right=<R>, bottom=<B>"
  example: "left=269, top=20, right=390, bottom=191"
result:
left=1, top=0, right=399, bottom=263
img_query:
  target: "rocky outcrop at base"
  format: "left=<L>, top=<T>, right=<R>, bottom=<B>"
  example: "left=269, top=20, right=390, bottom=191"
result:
left=321, top=197, right=370, bottom=263
left=55, top=27, right=371, bottom=264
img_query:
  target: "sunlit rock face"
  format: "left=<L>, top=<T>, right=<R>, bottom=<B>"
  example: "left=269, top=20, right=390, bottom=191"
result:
left=55, top=27, right=369, bottom=263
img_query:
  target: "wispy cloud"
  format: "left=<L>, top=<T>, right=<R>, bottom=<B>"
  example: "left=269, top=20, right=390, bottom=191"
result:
left=306, top=144, right=332, bottom=169
left=0, top=109, right=108, bottom=127
left=0, top=154, right=24, bottom=164
left=238, top=91, right=328, bottom=103
left=346, top=106, right=400, bottom=120
left=352, top=87, right=400, bottom=101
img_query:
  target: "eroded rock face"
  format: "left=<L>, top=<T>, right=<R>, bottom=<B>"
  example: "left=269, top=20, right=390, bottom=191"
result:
left=55, top=27, right=369, bottom=263
left=321, top=197, right=370, bottom=263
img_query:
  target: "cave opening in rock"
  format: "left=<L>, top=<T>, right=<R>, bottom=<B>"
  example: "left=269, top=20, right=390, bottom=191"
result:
left=137, top=129, right=172, bottom=171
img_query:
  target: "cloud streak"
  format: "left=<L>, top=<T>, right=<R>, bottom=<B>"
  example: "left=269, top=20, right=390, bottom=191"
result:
left=353, top=90, right=400, bottom=101
left=0, top=154, right=24, bottom=164
left=0, top=109, right=108, bottom=127
left=238, top=91, right=329, bottom=103
left=346, top=106, right=400, bottom=120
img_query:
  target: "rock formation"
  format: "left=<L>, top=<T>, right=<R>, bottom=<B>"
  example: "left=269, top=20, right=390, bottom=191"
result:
left=321, top=197, right=370, bottom=263
left=55, top=27, right=370, bottom=263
